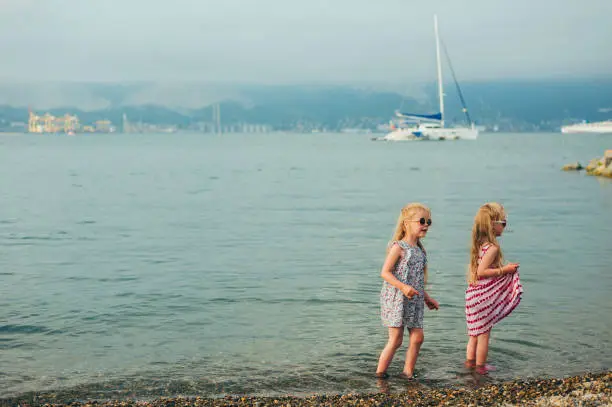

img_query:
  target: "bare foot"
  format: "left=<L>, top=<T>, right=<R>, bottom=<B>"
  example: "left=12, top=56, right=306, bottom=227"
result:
left=398, top=372, right=415, bottom=381
left=475, top=364, right=496, bottom=375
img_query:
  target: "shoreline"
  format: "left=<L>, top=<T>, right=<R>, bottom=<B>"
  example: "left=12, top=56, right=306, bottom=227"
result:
left=2, top=371, right=609, bottom=407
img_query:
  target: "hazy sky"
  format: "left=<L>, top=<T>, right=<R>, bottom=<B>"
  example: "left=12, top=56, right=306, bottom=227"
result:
left=0, top=0, right=610, bottom=84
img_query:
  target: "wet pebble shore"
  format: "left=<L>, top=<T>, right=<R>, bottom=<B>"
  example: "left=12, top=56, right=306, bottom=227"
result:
left=4, top=372, right=610, bottom=407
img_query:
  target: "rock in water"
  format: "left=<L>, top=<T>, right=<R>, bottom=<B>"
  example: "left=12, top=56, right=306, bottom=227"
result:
left=579, top=150, right=612, bottom=178
left=562, top=162, right=583, bottom=171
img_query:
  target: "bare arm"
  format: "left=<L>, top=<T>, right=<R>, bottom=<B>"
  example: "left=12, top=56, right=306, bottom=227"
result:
left=380, top=243, right=419, bottom=298
left=477, top=246, right=519, bottom=278
left=424, top=290, right=439, bottom=310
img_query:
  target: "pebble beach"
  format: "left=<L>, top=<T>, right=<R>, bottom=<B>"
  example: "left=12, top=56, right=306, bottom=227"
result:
left=3, top=371, right=609, bottom=407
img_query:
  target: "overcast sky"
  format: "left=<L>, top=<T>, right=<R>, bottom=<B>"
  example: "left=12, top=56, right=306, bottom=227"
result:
left=0, top=0, right=610, bottom=84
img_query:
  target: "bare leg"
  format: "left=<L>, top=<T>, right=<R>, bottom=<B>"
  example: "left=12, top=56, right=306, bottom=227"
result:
left=475, top=330, right=491, bottom=368
left=376, top=327, right=404, bottom=375
left=402, top=328, right=424, bottom=377
left=465, top=335, right=477, bottom=368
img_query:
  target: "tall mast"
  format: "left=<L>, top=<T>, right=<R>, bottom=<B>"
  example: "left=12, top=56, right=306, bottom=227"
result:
left=434, top=14, right=445, bottom=127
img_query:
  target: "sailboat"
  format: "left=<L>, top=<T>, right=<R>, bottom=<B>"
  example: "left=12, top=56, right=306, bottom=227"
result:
left=379, top=15, right=478, bottom=141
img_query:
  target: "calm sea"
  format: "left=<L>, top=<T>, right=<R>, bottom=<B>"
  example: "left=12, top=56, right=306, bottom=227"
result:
left=1, top=132, right=610, bottom=400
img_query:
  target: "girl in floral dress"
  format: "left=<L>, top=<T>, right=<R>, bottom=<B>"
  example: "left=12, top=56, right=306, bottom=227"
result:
left=376, top=203, right=439, bottom=380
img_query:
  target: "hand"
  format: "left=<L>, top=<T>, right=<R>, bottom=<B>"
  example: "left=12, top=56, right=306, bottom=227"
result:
left=401, top=285, right=419, bottom=299
left=425, top=297, right=439, bottom=310
left=504, top=263, right=520, bottom=274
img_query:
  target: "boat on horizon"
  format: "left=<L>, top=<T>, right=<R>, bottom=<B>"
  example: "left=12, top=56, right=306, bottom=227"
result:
left=375, top=15, right=478, bottom=142
left=561, top=120, right=612, bottom=134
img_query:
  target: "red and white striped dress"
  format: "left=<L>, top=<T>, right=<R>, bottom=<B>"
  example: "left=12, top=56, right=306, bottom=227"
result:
left=465, top=243, right=523, bottom=336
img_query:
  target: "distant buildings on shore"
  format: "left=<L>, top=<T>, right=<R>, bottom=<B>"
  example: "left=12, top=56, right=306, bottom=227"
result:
left=27, top=110, right=116, bottom=134
left=22, top=109, right=271, bottom=135
left=121, top=113, right=178, bottom=134
left=28, top=111, right=80, bottom=134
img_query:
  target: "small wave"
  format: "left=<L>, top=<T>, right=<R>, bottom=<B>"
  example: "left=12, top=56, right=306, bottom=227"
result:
left=144, top=259, right=177, bottom=265
left=0, top=342, right=33, bottom=350
left=0, top=324, right=49, bottom=334
left=205, top=297, right=368, bottom=305
left=10, top=233, right=70, bottom=241
left=494, top=346, right=529, bottom=360
left=497, top=338, right=552, bottom=350
left=66, top=276, right=92, bottom=281
left=96, top=276, right=139, bottom=283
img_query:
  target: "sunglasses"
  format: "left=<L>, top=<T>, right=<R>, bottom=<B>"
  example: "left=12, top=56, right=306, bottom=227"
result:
left=494, top=220, right=507, bottom=227
left=411, top=218, right=432, bottom=226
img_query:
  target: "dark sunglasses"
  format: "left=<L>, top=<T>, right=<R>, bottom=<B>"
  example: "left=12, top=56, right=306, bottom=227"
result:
left=412, top=218, right=432, bottom=226
left=494, top=220, right=507, bottom=227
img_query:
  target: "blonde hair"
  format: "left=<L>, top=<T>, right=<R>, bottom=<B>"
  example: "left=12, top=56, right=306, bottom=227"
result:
left=389, top=203, right=430, bottom=283
left=468, top=202, right=505, bottom=285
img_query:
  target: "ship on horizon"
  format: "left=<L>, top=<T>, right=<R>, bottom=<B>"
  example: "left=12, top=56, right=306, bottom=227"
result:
left=561, top=120, right=612, bottom=134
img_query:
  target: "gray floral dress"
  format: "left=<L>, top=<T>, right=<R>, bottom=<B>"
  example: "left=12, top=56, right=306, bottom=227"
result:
left=380, top=240, right=427, bottom=328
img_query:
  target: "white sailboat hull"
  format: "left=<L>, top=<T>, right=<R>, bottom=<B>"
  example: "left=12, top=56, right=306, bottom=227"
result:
left=381, top=126, right=479, bottom=141
left=382, top=128, right=421, bottom=141
left=422, top=127, right=479, bottom=140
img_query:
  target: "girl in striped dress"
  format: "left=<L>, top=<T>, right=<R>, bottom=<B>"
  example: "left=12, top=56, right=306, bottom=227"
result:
left=465, top=203, right=523, bottom=374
